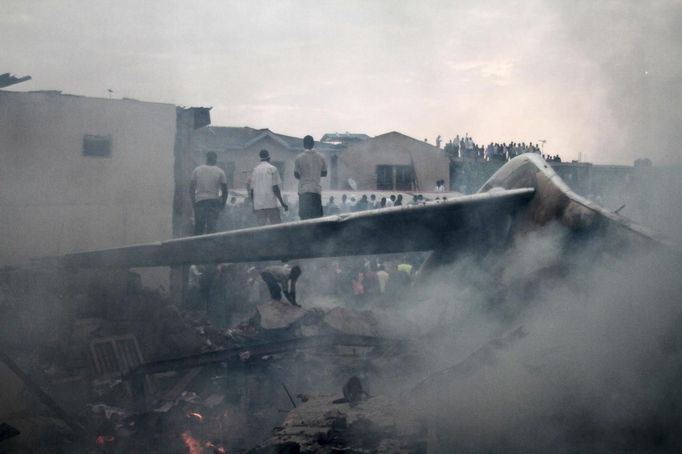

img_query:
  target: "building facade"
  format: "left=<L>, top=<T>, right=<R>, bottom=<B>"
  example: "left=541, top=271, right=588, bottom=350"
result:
left=337, top=131, right=450, bottom=192
left=0, top=90, right=208, bottom=272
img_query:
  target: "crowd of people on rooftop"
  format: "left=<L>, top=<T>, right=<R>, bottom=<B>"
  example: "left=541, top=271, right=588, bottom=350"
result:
left=444, top=134, right=562, bottom=163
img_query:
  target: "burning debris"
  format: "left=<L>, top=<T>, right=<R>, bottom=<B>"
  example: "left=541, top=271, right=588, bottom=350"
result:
left=0, top=262, right=416, bottom=452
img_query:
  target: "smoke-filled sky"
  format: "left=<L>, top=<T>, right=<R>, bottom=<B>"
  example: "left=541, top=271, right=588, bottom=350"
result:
left=3, top=0, right=682, bottom=164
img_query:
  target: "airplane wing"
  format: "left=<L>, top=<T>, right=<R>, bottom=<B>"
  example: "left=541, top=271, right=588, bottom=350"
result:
left=61, top=154, right=676, bottom=270
left=62, top=188, right=535, bottom=268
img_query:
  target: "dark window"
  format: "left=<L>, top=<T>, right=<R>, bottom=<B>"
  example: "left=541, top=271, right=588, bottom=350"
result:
left=217, top=161, right=235, bottom=188
left=83, top=134, right=112, bottom=157
left=376, top=165, right=414, bottom=190
left=395, top=165, right=414, bottom=190
left=376, top=165, right=393, bottom=190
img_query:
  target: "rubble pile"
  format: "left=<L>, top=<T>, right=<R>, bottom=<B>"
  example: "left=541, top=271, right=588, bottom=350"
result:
left=249, top=302, right=379, bottom=338
left=1, top=267, right=413, bottom=453
left=249, top=393, right=426, bottom=454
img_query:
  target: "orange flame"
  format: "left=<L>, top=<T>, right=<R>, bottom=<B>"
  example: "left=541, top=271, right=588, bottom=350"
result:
left=181, top=431, right=203, bottom=454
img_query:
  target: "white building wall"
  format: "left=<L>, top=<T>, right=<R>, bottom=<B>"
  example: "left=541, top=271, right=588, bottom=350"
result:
left=0, top=91, right=177, bottom=268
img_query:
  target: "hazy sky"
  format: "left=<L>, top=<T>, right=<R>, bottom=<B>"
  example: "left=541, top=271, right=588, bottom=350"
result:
left=3, top=0, right=682, bottom=164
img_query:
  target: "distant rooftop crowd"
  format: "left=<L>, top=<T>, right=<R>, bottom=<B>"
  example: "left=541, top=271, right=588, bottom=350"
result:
left=444, top=134, right=562, bottom=163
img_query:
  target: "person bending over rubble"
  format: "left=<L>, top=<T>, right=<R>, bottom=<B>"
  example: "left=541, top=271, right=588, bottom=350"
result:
left=260, top=264, right=302, bottom=306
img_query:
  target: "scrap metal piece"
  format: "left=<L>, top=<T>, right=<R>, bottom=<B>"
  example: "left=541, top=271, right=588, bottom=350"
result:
left=0, top=73, right=31, bottom=88
left=479, top=153, right=671, bottom=249
left=152, top=367, right=203, bottom=413
left=90, top=334, right=144, bottom=376
left=0, top=349, right=84, bottom=434
left=281, top=382, right=297, bottom=409
left=0, top=423, right=20, bottom=442
left=127, top=334, right=404, bottom=413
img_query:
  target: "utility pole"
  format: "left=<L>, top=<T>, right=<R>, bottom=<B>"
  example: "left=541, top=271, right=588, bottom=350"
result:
left=538, top=139, right=547, bottom=152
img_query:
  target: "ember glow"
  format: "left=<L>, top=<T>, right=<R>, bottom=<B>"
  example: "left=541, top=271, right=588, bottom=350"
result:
left=186, top=411, right=204, bottom=423
left=95, top=435, right=115, bottom=446
left=205, top=441, right=227, bottom=453
left=181, top=431, right=203, bottom=454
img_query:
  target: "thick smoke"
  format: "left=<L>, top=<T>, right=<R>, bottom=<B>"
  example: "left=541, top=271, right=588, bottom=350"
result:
left=375, top=222, right=682, bottom=452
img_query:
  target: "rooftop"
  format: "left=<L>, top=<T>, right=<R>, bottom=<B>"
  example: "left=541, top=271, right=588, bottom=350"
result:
left=196, top=126, right=341, bottom=152
left=320, top=132, right=370, bottom=145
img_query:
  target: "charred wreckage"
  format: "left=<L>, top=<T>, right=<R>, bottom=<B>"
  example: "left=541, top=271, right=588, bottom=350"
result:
left=0, top=154, right=678, bottom=453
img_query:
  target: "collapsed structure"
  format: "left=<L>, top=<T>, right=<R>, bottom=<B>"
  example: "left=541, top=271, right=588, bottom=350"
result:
left=1, top=154, right=679, bottom=453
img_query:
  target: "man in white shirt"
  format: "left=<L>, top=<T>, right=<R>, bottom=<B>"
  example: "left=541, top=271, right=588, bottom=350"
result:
left=189, top=151, right=227, bottom=235
left=294, top=135, right=327, bottom=220
left=249, top=149, right=288, bottom=226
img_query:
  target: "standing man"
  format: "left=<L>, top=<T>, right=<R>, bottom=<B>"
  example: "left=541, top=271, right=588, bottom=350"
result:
left=190, top=151, right=227, bottom=235
left=294, top=135, right=327, bottom=220
left=250, top=149, right=288, bottom=226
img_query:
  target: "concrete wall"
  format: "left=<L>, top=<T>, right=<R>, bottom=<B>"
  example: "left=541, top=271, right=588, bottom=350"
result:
left=338, top=132, right=450, bottom=191
left=0, top=91, right=177, bottom=267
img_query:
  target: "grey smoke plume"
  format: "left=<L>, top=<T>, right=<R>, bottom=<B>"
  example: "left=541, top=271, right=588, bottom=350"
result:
left=390, top=223, right=682, bottom=453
